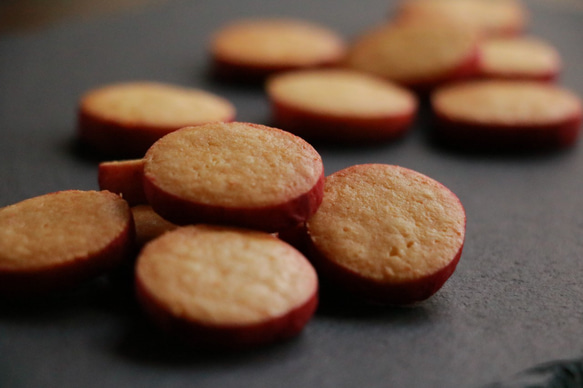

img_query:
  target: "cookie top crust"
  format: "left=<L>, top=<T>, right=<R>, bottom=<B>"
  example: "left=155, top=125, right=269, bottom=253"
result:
left=345, top=23, right=478, bottom=85
left=432, top=80, right=582, bottom=126
left=0, top=190, right=130, bottom=271
left=307, top=164, right=465, bottom=283
left=267, top=69, right=417, bottom=118
left=143, top=122, right=324, bottom=208
left=136, top=225, right=317, bottom=326
left=80, top=82, right=235, bottom=128
left=397, top=0, right=527, bottom=36
left=479, top=36, right=560, bottom=77
left=210, top=18, right=345, bottom=67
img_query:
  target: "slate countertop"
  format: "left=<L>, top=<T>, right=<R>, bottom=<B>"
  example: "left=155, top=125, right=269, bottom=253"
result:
left=1, top=1, right=583, bottom=387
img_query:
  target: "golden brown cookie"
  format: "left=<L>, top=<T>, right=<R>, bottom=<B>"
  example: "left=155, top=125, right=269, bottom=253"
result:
left=143, top=122, right=325, bottom=232
left=431, top=80, right=582, bottom=150
left=135, top=225, right=318, bottom=349
left=305, top=164, right=466, bottom=305
left=78, top=81, right=235, bottom=157
left=396, top=0, right=527, bottom=37
left=0, top=190, right=133, bottom=297
left=266, top=69, right=417, bottom=143
left=210, top=18, right=346, bottom=82
left=345, top=22, right=479, bottom=92
left=477, top=36, right=561, bottom=82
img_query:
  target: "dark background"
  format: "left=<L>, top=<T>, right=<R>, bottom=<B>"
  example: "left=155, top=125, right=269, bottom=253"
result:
left=1, top=0, right=583, bottom=387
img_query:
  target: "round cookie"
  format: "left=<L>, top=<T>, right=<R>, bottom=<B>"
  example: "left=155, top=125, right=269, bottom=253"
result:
left=431, top=80, right=582, bottom=150
left=477, top=36, right=561, bottom=82
left=135, top=225, right=318, bottom=349
left=305, top=164, right=466, bottom=305
left=345, top=22, right=479, bottom=92
left=396, top=0, right=527, bottom=37
left=266, top=69, right=418, bottom=143
left=77, top=81, right=236, bottom=157
left=143, top=122, right=325, bottom=232
left=210, top=18, right=346, bottom=82
left=0, top=190, right=133, bottom=297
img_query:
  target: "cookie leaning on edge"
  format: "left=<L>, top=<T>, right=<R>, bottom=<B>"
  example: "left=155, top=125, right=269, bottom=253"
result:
left=135, top=225, right=318, bottom=349
left=143, top=122, right=325, bottom=232
left=305, top=164, right=466, bottom=305
left=99, top=159, right=147, bottom=206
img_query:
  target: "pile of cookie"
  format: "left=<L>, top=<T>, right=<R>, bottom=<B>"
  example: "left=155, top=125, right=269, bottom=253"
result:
left=0, top=0, right=579, bottom=350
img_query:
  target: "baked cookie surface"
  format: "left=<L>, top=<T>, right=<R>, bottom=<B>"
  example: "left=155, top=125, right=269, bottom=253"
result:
left=267, top=69, right=417, bottom=142
left=0, top=190, right=133, bottom=295
left=432, top=80, right=582, bottom=149
left=345, top=22, right=479, bottom=91
left=210, top=18, right=346, bottom=81
left=135, top=225, right=318, bottom=348
left=78, top=81, right=235, bottom=157
left=306, top=164, right=466, bottom=304
left=396, top=0, right=527, bottom=37
left=477, top=36, right=561, bottom=81
left=143, top=122, right=325, bottom=231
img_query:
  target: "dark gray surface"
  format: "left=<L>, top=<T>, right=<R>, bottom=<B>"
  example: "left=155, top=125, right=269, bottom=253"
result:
left=1, top=1, right=583, bottom=387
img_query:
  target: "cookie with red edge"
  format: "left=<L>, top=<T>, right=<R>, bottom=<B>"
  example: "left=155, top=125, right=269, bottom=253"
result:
left=131, top=205, right=178, bottom=250
left=305, top=164, right=466, bottom=305
left=477, top=36, right=561, bottom=82
left=0, top=190, right=133, bottom=297
left=266, top=69, right=417, bottom=143
left=431, top=80, right=582, bottom=150
left=210, top=18, right=346, bottom=82
left=77, top=81, right=236, bottom=157
left=345, top=22, right=479, bottom=92
left=396, top=0, right=527, bottom=37
left=135, top=225, right=318, bottom=349
left=98, top=159, right=146, bottom=206
left=143, top=122, right=325, bottom=232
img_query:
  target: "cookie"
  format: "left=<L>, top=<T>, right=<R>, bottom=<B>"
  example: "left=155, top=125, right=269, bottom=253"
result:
left=345, top=22, right=479, bottom=92
left=98, top=159, right=146, bottom=206
left=143, top=122, right=325, bottom=232
left=77, top=81, right=235, bottom=157
left=477, top=36, right=561, bottom=82
left=131, top=205, right=178, bottom=250
left=305, top=164, right=466, bottom=305
left=135, top=225, right=318, bottom=349
left=0, top=190, right=133, bottom=297
left=210, top=18, right=346, bottom=82
left=396, top=0, right=527, bottom=37
left=266, top=69, right=417, bottom=143
left=431, top=80, right=582, bottom=150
